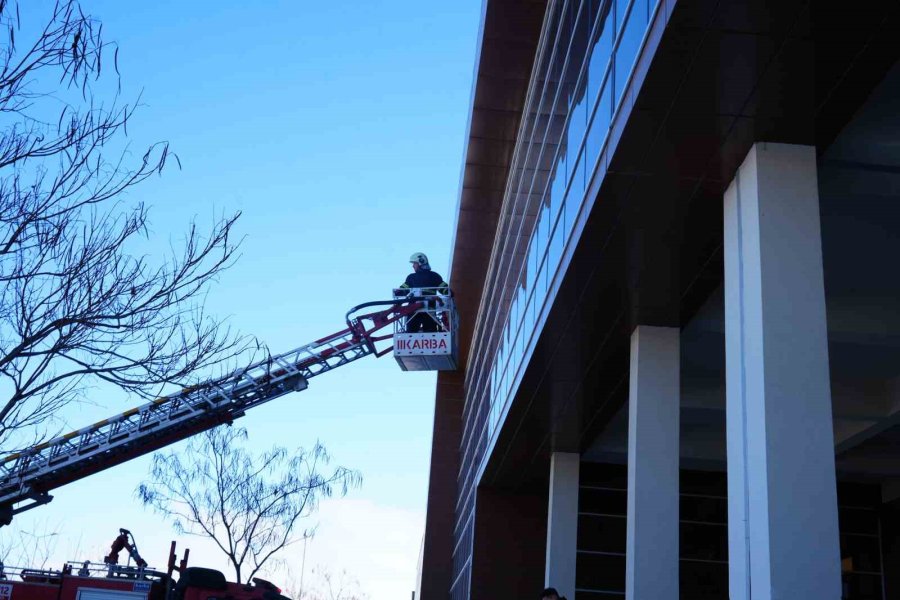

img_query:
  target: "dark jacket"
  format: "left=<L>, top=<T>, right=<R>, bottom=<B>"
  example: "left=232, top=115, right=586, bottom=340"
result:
left=398, top=269, right=449, bottom=295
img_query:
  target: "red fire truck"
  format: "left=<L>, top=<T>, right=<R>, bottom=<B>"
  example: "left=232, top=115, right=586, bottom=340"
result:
left=0, top=528, right=290, bottom=599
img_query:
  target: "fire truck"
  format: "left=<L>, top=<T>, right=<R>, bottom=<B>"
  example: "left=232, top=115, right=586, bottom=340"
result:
left=0, top=527, right=291, bottom=599
left=0, top=290, right=457, bottom=599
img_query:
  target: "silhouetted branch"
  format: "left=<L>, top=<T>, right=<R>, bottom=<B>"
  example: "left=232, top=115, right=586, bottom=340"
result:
left=138, top=426, right=362, bottom=584
left=0, top=1, right=246, bottom=450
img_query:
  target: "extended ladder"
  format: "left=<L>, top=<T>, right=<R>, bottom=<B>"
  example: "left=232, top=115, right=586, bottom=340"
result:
left=0, top=297, right=431, bottom=523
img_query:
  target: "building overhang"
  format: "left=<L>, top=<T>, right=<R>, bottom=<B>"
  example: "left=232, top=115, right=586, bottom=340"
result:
left=419, top=3, right=548, bottom=598
left=478, top=0, right=900, bottom=491
left=444, top=0, right=548, bottom=369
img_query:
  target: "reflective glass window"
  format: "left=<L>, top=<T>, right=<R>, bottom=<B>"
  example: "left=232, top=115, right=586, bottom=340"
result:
left=527, top=289, right=537, bottom=330
left=569, top=0, right=591, bottom=70
left=567, top=76, right=588, bottom=183
left=538, top=202, right=551, bottom=297
left=503, top=362, right=511, bottom=397
left=526, top=237, right=538, bottom=294
left=550, top=154, right=566, bottom=231
left=548, top=213, right=565, bottom=280
left=614, top=0, right=647, bottom=107
left=514, top=286, right=527, bottom=329
left=553, top=0, right=575, bottom=85
left=547, top=3, right=576, bottom=174
left=536, top=200, right=549, bottom=268
left=510, top=292, right=520, bottom=337
left=498, top=320, right=506, bottom=360
left=490, top=363, right=497, bottom=400
left=615, top=0, right=630, bottom=34
left=587, top=80, right=612, bottom=166
left=531, top=30, right=569, bottom=199
left=517, top=322, right=526, bottom=366
left=505, top=305, right=514, bottom=352
left=587, top=0, right=613, bottom=115
left=551, top=103, right=568, bottom=193
left=566, top=150, right=586, bottom=237
left=526, top=2, right=563, bottom=142
left=563, top=2, right=590, bottom=186
left=547, top=1, right=574, bottom=120
left=507, top=337, right=518, bottom=387
left=516, top=283, right=526, bottom=330
left=537, top=260, right=548, bottom=305
left=514, top=291, right=526, bottom=361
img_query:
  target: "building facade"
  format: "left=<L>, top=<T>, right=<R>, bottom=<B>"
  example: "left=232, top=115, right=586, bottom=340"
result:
left=420, top=1, right=900, bottom=599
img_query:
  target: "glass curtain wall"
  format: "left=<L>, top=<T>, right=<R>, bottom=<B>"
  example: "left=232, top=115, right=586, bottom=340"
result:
left=450, top=1, right=659, bottom=597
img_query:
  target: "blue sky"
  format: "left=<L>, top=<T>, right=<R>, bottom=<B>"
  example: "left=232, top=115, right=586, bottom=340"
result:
left=0, top=1, right=481, bottom=598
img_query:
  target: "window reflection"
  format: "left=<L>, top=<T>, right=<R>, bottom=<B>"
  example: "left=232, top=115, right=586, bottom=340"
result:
left=588, top=0, right=613, bottom=113
left=614, top=0, right=645, bottom=106
left=587, top=82, right=612, bottom=162
left=553, top=0, right=575, bottom=84
left=527, top=291, right=536, bottom=329
left=479, top=0, right=654, bottom=460
left=518, top=279, right=527, bottom=312
left=538, top=260, right=548, bottom=302
left=497, top=328, right=505, bottom=376
left=615, top=0, right=630, bottom=33
left=517, top=323, right=526, bottom=365
left=567, top=78, right=588, bottom=182
left=548, top=218, right=564, bottom=286
left=504, top=361, right=511, bottom=396
left=550, top=154, right=566, bottom=230
left=560, top=1, right=588, bottom=180
left=490, top=364, right=497, bottom=401
left=566, top=151, right=586, bottom=236
left=537, top=201, right=550, bottom=263
left=510, top=294, right=520, bottom=339
left=526, top=238, right=537, bottom=292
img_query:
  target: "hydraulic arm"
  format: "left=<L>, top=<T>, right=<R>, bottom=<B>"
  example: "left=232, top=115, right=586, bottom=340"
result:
left=0, top=296, right=439, bottom=525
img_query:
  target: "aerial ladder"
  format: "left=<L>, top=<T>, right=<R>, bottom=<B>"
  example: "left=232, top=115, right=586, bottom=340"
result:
left=0, top=289, right=457, bottom=526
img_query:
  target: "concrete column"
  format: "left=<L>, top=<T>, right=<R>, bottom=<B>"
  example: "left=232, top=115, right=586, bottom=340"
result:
left=545, top=452, right=579, bottom=599
left=723, top=142, right=841, bottom=600
left=627, top=326, right=680, bottom=600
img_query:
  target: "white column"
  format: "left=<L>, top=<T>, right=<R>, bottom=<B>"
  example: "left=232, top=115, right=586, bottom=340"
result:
left=627, top=325, right=680, bottom=600
left=724, top=142, right=841, bottom=600
left=545, top=452, right=579, bottom=599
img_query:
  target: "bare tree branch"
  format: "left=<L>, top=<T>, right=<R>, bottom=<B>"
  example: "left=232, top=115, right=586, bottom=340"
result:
left=137, top=426, right=362, bottom=584
left=283, top=566, right=370, bottom=600
left=0, top=1, right=247, bottom=451
left=0, top=520, right=62, bottom=569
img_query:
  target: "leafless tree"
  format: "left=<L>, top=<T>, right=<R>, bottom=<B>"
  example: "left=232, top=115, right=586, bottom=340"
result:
left=137, top=426, right=362, bottom=585
left=300, top=567, right=370, bottom=600
left=0, top=520, right=61, bottom=570
left=282, top=566, right=369, bottom=600
left=0, top=0, right=244, bottom=451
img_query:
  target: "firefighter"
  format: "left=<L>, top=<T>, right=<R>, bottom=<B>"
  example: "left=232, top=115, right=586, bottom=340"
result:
left=397, top=252, right=449, bottom=333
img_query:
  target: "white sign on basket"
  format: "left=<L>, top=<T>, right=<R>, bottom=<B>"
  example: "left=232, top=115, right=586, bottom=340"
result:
left=394, top=332, right=452, bottom=356
left=0, top=583, right=12, bottom=600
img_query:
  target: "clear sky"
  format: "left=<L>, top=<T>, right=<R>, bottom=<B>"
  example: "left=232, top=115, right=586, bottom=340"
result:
left=0, top=2, right=481, bottom=598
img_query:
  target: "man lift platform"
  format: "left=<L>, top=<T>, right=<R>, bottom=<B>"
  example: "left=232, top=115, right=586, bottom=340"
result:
left=392, top=252, right=457, bottom=371
left=392, top=286, right=458, bottom=371
left=0, top=287, right=457, bottom=526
